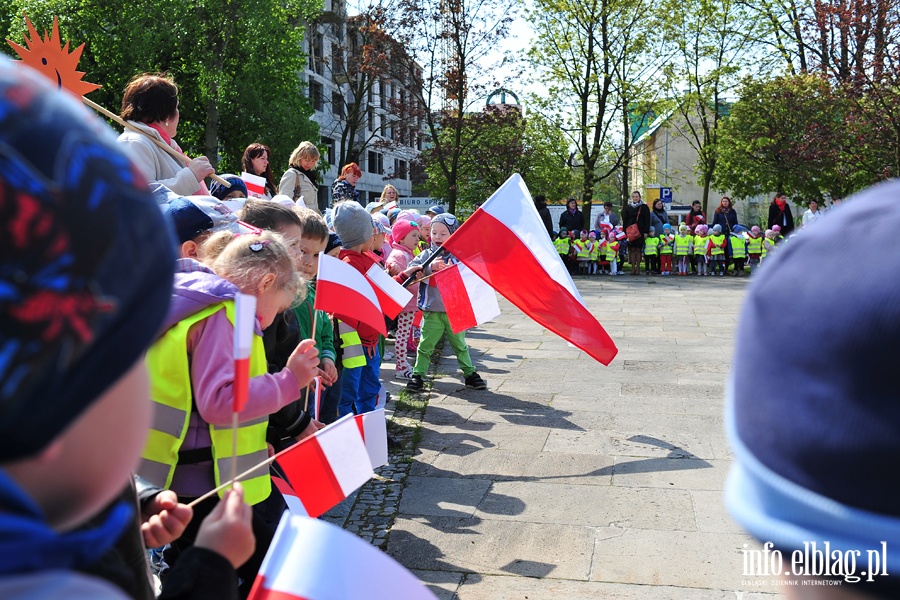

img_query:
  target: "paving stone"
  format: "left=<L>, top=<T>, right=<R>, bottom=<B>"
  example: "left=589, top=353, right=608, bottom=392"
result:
left=398, top=476, right=493, bottom=518
left=455, top=576, right=779, bottom=599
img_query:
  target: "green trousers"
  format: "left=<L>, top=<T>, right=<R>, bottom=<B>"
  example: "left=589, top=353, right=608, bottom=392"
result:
left=413, top=311, right=475, bottom=377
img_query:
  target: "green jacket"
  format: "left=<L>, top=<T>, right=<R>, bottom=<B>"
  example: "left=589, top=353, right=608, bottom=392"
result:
left=292, top=280, right=336, bottom=363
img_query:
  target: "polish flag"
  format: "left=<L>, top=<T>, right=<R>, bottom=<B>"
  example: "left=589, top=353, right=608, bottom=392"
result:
left=413, top=310, right=423, bottom=327
left=275, top=414, right=374, bottom=518
left=432, top=263, right=501, bottom=334
left=441, top=174, right=618, bottom=365
left=233, top=293, right=257, bottom=412
left=247, top=514, right=438, bottom=600
left=241, top=172, right=267, bottom=198
left=271, top=476, right=309, bottom=517
left=366, top=263, right=413, bottom=319
left=355, top=408, right=388, bottom=468
left=315, top=254, right=387, bottom=336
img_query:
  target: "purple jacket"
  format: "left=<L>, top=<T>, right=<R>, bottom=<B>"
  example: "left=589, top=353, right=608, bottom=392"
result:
left=166, top=260, right=300, bottom=497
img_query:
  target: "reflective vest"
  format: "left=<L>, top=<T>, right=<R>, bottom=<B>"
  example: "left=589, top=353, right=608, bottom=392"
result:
left=674, top=234, right=691, bottom=256
left=141, top=301, right=271, bottom=505
left=746, top=235, right=763, bottom=256
left=605, top=240, right=619, bottom=261
left=659, top=234, right=674, bottom=255
left=730, top=235, right=747, bottom=258
left=693, top=235, right=709, bottom=255
left=554, top=237, right=570, bottom=255
left=338, top=320, right=366, bottom=368
left=574, top=239, right=591, bottom=259
left=644, top=235, right=660, bottom=256
left=589, top=240, right=602, bottom=261
left=709, top=234, right=726, bottom=256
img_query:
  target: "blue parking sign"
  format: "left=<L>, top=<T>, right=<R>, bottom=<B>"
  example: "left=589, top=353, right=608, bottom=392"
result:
left=661, top=187, right=672, bottom=203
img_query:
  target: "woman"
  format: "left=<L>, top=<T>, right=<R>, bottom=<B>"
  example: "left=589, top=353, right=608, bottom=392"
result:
left=380, top=184, right=399, bottom=206
left=622, top=191, right=650, bottom=275
left=534, top=195, right=554, bottom=237
left=242, top=143, right=277, bottom=199
left=649, top=198, right=669, bottom=234
left=767, top=192, right=795, bottom=238
left=712, top=196, right=740, bottom=271
left=117, top=73, right=214, bottom=196
left=686, top=200, right=706, bottom=232
left=558, top=199, right=584, bottom=234
left=278, top=141, right=320, bottom=213
left=331, top=163, right=362, bottom=205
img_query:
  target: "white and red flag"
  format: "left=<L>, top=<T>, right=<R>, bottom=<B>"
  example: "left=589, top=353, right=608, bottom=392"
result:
left=432, top=263, right=501, bottom=334
left=271, top=476, right=308, bottom=518
left=365, top=263, right=413, bottom=319
left=441, top=174, right=618, bottom=365
left=241, top=172, right=267, bottom=198
left=314, top=254, right=387, bottom=336
left=233, top=293, right=257, bottom=412
left=354, top=408, right=389, bottom=469
left=275, top=414, right=373, bottom=518
left=247, top=514, right=438, bottom=600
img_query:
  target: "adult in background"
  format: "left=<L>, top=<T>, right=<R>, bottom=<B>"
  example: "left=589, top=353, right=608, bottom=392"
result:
left=767, top=192, right=795, bottom=238
left=241, top=143, right=277, bottom=199
left=623, top=191, right=650, bottom=275
left=117, top=73, right=214, bottom=196
left=381, top=184, right=400, bottom=207
left=649, top=198, right=669, bottom=234
left=801, top=199, right=823, bottom=228
left=711, top=196, right=740, bottom=272
left=558, top=198, right=584, bottom=235
left=594, top=201, right=620, bottom=231
left=534, top=194, right=553, bottom=237
left=331, top=163, right=362, bottom=205
left=279, top=141, right=320, bottom=213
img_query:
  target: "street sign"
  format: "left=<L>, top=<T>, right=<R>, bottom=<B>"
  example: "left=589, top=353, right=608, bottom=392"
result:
left=661, top=187, right=673, bottom=207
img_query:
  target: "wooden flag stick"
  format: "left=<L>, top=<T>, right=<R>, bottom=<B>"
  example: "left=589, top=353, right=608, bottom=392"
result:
left=231, top=412, right=239, bottom=484
left=81, top=96, right=231, bottom=188
left=303, top=310, right=320, bottom=413
left=186, top=454, right=278, bottom=508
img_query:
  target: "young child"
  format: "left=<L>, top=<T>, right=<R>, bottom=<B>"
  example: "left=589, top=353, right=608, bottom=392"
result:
left=708, top=224, right=727, bottom=276
left=659, top=223, right=674, bottom=275
left=643, top=226, right=660, bottom=275
left=763, top=228, right=777, bottom=261
left=574, top=230, right=592, bottom=275
left=674, top=224, right=692, bottom=276
left=605, top=230, right=621, bottom=275
left=141, top=231, right=320, bottom=593
left=694, top=224, right=710, bottom=276
left=555, top=227, right=572, bottom=273
left=386, top=219, right=422, bottom=379
left=589, top=231, right=604, bottom=274
left=729, top=230, right=747, bottom=275
left=746, top=226, right=763, bottom=273
left=406, top=213, right=487, bottom=393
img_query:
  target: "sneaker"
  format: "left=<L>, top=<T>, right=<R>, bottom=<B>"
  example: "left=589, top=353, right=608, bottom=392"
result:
left=383, top=351, right=395, bottom=361
left=395, top=367, right=413, bottom=380
left=464, top=372, right=487, bottom=390
left=406, top=374, right=425, bottom=392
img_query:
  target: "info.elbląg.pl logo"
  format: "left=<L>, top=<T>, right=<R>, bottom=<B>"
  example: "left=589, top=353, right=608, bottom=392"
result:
left=742, top=542, right=889, bottom=583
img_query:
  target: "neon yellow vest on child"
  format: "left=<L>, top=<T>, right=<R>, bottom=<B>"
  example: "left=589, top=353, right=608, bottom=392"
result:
left=644, top=235, right=660, bottom=256
left=554, top=237, right=570, bottom=255
left=693, top=235, right=708, bottom=255
left=730, top=235, right=747, bottom=258
left=659, top=234, right=674, bottom=255
left=140, top=301, right=271, bottom=505
left=575, top=239, right=591, bottom=259
left=674, top=234, right=691, bottom=256
left=709, top=234, right=726, bottom=256
left=605, top=240, right=619, bottom=261
left=589, top=240, right=602, bottom=261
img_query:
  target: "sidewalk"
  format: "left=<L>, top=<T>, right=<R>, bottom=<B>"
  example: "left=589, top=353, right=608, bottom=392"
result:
left=383, top=275, right=780, bottom=599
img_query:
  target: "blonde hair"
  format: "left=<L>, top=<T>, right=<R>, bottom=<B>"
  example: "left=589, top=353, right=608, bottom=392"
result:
left=204, top=231, right=303, bottom=303
left=379, top=185, right=399, bottom=203
left=289, top=141, right=320, bottom=169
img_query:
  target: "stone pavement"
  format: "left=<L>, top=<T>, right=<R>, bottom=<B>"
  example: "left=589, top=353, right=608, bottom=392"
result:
left=379, top=275, right=782, bottom=599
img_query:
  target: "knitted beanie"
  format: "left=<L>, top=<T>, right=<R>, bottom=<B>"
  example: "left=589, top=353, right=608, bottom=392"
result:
left=333, top=201, right=374, bottom=249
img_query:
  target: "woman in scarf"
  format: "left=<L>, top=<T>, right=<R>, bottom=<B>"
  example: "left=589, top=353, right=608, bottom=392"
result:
left=279, top=141, right=321, bottom=213
left=767, top=192, right=795, bottom=238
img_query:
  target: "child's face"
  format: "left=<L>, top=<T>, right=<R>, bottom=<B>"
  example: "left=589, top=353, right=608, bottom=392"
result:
left=275, top=224, right=304, bottom=272
left=400, top=228, right=420, bottom=251
left=373, top=231, right=386, bottom=248
left=326, top=246, right=341, bottom=258
left=295, top=235, right=328, bottom=279
left=430, top=222, right=451, bottom=246
left=254, top=275, right=295, bottom=329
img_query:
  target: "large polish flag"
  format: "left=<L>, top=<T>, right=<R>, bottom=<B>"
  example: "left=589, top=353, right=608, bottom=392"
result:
left=248, top=514, right=438, bottom=600
left=275, top=414, right=374, bottom=518
left=241, top=171, right=267, bottom=198
left=441, top=174, right=618, bottom=365
left=232, top=293, right=257, bottom=412
left=433, top=263, right=501, bottom=334
left=355, top=408, right=388, bottom=469
left=366, top=263, right=413, bottom=319
left=315, top=254, right=387, bottom=336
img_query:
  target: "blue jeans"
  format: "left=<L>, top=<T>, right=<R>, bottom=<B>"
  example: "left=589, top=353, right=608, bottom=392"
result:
left=339, top=346, right=381, bottom=417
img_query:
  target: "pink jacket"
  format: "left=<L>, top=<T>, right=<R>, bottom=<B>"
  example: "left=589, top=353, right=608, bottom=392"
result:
left=386, top=243, right=418, bottom=312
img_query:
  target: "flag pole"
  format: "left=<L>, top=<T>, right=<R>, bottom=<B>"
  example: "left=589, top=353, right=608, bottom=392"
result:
left=303, top=309, right=319, bottom=413
left=400, top=247, right=446, bottom=287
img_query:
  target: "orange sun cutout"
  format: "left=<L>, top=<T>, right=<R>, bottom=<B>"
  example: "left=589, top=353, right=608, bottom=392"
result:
left=6, top=15, right=101, bottom=97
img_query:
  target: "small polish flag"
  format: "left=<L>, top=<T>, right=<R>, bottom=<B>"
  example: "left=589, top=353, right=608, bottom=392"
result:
left=233, top=293, right=257, bottom=412
left=366, top=263, right=413, bottom=319
left=271, top=476, right=309, bottom=517
left=247, top=514, right=438, bottom=600
left=413, top=310, right=423, bottom=327
left=383, top=200, right=398, bottom=211
left=315, top=254, right=387, bottom=336
left=311, top=377, right=322, bottom=422
left=355, top=408, right=388, bottom=468
left=432, top=263, right=501, bottom=334
left=275, top=414, right=373, bottom=518
left=241, top=172, right=267, bottom=198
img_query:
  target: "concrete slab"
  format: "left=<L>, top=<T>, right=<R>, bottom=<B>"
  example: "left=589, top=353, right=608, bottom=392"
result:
left=398, top=476, right=492, bottom=518
left=455, top=576, right=779, bottom=599
left=612, top=457, right=730, bottom=491
left=413, top=449, right=614, bottom=486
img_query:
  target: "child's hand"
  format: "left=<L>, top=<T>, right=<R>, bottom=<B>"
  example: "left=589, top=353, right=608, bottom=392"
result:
left=287, top=339, right=319, bottom=388
left=318, top=358, right=338, bottom=385
left=194, top=482, right=255, bottom=569
left=140, top=490, right=193, bottom=548
left=431, top=257, right=447, bottom=272
left=295, top=418, right=326, bottom=442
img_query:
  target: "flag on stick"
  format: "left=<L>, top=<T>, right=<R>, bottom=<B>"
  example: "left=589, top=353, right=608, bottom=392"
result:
left=441, top=174, right=618, bottom=365
left=248, top=514, right=438, bottom=600
left=355, top=408, right=389, bottom=469
left=433, top=263, right=501, bottom=334
left=233, top=293, right=256, bottom=412
left=366, top=263, right=413, bottom=319
left=241, top=172, right=267, bottom=198
left=314, top=254, right=387, bottom=335
left=271, top=476, right=309, bottom=517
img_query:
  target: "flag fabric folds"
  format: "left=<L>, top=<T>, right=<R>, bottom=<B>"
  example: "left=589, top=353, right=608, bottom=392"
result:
left=365, top=263, right=413, bottom=319
left=232, top=293, right=256, bottom=412
left=275, top=414, right=374, bottom=518
left=314, top=254, right=387, bottom=336
left=441, top=174, right=618, bottom=365
left=433, top=263, right=501, bottom=334
left=241, top=172, right=267, bottom=198
left=354, top=408, right=389, bottom=469
left=247, top=514, right=438, bottom=600
left=271, top=476, right=309, bottom=517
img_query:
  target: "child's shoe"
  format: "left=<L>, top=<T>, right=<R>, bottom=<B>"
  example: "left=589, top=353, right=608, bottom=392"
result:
left=464, top=372, right=487, bottom=390
left=395, top=366, right=413, bottom=380
left=406, top=374, right=425, bottom=392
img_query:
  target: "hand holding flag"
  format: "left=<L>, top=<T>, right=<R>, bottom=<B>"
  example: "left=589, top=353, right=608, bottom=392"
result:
left=314, top=254, right=387, bottom=336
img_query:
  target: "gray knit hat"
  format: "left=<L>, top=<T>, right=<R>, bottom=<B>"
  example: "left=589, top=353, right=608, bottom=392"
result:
left=431, top=212, right=459, bottom=234
left=333, top=201, right=374, bottom=249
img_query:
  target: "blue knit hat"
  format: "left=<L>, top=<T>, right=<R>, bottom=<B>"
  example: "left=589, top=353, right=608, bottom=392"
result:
left=208, top=174, right=248, bottom=200
left=725, top=180, right=900, bottom=589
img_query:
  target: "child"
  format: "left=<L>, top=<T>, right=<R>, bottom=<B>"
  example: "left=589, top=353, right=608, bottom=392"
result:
left=589, top=231, right=604, bottom=274
left=163, top=195, right=259, bottom=260
left=674, top=224, right=692, bottom=276
left=605, top=230, right=621, bottom=275
left=694, top=224, right=710, bottom=276
left=574, top=230, right=592, bottom=275
left=746, top=226, right=763, bottom=273
left=555, top=227, right=571, bottom=270
left=709, top=224, right=727, bottom=276
left=643, top=226, right=660, bottom=275
left=763, top=228, right=777, bottom=260
left=141, top=231, right=320, bottom=594
left=772, top=224, right=784, bottom=244
left=659, top=223, right=674, bottom=275
left=386, top=219, right=422, bottom=379
left=406, top=213, right=487, bottom=393
left=729, top=230, right=747, bottom=275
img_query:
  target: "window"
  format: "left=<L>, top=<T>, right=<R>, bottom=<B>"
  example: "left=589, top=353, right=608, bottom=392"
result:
left=367, top=151, right=383, bottom=174
left=321, top=137, right=335, bottom=165
left=331, top=44, right=344, bottom=74
left=310, top=33, right=324, bottom=75
left=367, top=106, right=375, bottom=132
left=310, top=80, right=324, bottom=112
left=395, top=159, right=408, bottom=180
left=332, top=92, right=344, bottom=117
left=379, top=80, right=388, bottom=109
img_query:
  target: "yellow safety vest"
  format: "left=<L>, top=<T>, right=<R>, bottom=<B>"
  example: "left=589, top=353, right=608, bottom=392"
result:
left=575, top=239, right=591, bottom=259
left=709, top=234, right=726, bottom=256
left=730, top=235, right=747, bottom=258
left=746, top=236, right=763, bottom=255
left=140, top=301, right=271, bottom=505
left=554, top=238, right=570, bottom=255
left=338, top=320, right=366, bottom=368
left=659, top=234, right=674, bottom=255
left=693, top=236, right=709, bottom=255
left=644, top=236, right=660, bottom=256
left=605, top=241, right=619, bottom=261
left=589, top=240, right=602, bottom=261
left=674, top=234, right=691, bottom=256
